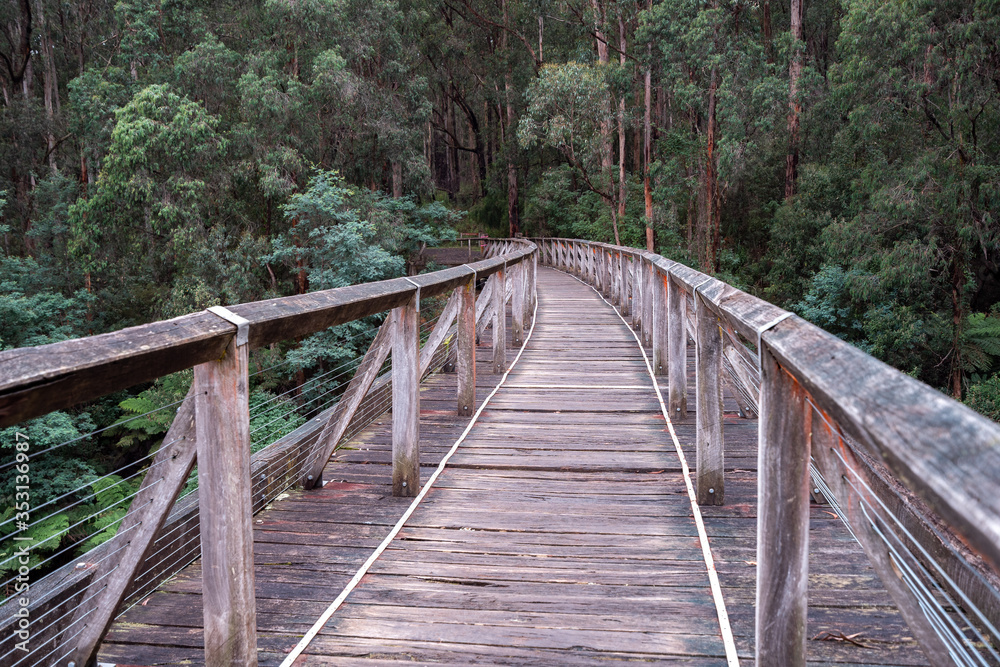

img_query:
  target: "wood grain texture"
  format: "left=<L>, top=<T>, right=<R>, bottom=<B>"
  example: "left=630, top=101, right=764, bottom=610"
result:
left=456, top=276, right=477, bottom=418
left=418, top=287, right=461, bottom=378
left=392, top=293, right=420, bottom=497
left=695, top=291, right=725, bottom=506
left=667, top=272, right=688, bottom=418
left=756, top=348, right=811, bottom=667
left=492, top=267, right=507, bottom=374
left=195, top=336, right=258, bottom=667
left=512, top=263, right=525, bottom=345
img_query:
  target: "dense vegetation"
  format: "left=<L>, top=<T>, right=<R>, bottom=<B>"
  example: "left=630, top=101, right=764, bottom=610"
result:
left=1, top=0, right=999, bottom=579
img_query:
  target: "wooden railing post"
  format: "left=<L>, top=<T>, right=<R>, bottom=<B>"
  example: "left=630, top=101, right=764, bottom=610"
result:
left=667, top=274, right=688, bottom=417
left=642, top=259, right=653, bottom=346
left=457, top=275, right=476, bottom=416
left=512, top=262, right=525, bottom=345
left=695, top=289, right=725, bottom=505
left=392, top=291, right=420, bottom=497
left=194, top=332, right=257, bottom=667
left=653, top=269, right=669, bottom=377
left=756, top=345, right=811, bottom=666
left=632, top=257, right=642, bottom=330
left=493, top=267, right=507, bottom=374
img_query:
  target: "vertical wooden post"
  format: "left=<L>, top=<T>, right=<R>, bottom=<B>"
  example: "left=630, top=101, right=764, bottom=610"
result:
left=195, top=335, right=257, bottom=667
left=667, top=275, right=688, bottom=417
left=633, top=260, right=641, bottom=328
left=756, top=346, right=811, bottom=666
left=642, top=260, right=654, bottom=346
left=392, top=291, right=420, bottom=497
left=695, top=291, right=725, bottom=505
left=512, top=262, right=525, bottom=345
left=492, top=267, right=507, bottom=374
left=587, top=247, right=595, bottom=283
left=457, top=276, right=476, bottom=416
left=653, top=270, right=669, bottom=377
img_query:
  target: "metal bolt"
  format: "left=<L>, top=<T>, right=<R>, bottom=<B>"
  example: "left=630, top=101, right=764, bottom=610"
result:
left=68, top=663, right=76, bottom=667
left=709, top=488, right=715, bottom=494
left=813, top=488, right=820, bottom=494
left=464, top=406, right=469, bottom=410
left=402, top=481, right=407, bottom=487
left=307, top=475, right=314, bottom=481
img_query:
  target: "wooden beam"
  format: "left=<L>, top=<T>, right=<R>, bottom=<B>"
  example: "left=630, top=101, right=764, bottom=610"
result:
left=642, top=257, right=654, bottom=347
left=68, top=390, right=198, bottom=667
left=392, top=292, right=420, bottom=497
left=195, top=335, right=257, bottom=667
left=512, top=263, right=525, bottom=345
left=756, top=347, right=811, bottom=667
left=695, top=290, right=725, bottom=505
left=667, top=272, right=688, bottom=418
left=653, top=269, right=668, bottom=378
left=305, top=318, right=395, bottom=488
left=457, top=276, right=476, bottom=416
left=493, top=266, right=507, bottom=374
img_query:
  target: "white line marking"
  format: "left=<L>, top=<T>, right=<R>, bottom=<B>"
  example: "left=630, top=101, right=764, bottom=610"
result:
left=278, top=290, right=540, bottom=666
left=565, top=269, right=741, bottom=667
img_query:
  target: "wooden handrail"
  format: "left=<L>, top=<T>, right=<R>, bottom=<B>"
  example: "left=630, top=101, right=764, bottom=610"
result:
left=0, top=240, right=536, bottom=667
left=0, top=252, right=530, bottom=429
left=532, top=236, right=1000, bottom=666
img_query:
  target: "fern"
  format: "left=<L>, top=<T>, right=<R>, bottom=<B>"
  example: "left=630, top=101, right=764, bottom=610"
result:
left=962, top=313, right=1000, bottom=372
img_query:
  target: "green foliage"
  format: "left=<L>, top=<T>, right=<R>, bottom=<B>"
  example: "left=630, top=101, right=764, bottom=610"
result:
left=966, top=374, right=1000, bottom=423
left=110, top=371, right=193, bottom=449
left=249, top=389, right=308, bottom=454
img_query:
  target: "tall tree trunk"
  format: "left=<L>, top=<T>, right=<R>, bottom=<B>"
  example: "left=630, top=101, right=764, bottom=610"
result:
left=617, top=15, right=627, bottom=234
left=644, top=0, right=654, bottom=252
left=784, top=0, right=803, bottom=201
left=392, top=161, right=403, bottom=198
left=950, top=253, right=965, bottom=399
left=503, top=0, right=520, bottom=236
left=761, top=0, right=774, bottom=63
left=591, top=0, right=612, bottom=172
left=705, top=64, right=720, bottom=273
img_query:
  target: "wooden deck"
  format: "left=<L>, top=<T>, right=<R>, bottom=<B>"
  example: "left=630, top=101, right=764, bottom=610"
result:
left=99, top=268, right=927, bottom=666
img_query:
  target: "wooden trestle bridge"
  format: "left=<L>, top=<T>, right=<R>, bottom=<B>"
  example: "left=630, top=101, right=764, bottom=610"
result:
left=2, top=238, right=1000, bottom=666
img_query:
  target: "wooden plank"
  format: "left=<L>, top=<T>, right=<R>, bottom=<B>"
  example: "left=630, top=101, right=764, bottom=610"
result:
left=392, top=292, right=420, bottom=497
left=457, top=276, right=476, bottom=417
left=307, top=318, right=395, bottom=488
left=666, top=271, right=688, bottom=418
left=756, top=347, right=811, bottom=667
left=695, top=290, right=724, bottom=506
left=493, top=266, right=507, bottom=374
left=642, top=256, right=654, bottom=346
left=69, top=389, right=198, bottom=667
left=194, top=335, right=257, bottom=666
left=512, top=263, right=525, bottom=345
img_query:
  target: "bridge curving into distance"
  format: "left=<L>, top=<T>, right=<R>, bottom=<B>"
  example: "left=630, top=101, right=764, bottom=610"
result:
left=1, top=238, right=999, bottom=665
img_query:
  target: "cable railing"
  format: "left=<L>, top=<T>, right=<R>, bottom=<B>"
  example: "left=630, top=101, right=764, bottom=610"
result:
left=0, top=240, right=537, bottom=667
left=537, top=237, right=1000, bottom=666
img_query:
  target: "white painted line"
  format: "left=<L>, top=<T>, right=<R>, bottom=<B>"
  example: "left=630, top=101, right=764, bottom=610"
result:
left=503, top=384, right=650, bottom=389
left=565, top=270, right=741, bottom=667
left=278, top=290, right=540, bottom=667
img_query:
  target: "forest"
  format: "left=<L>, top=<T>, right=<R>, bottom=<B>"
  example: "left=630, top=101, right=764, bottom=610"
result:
left=0, top=0, right=999, bottom=580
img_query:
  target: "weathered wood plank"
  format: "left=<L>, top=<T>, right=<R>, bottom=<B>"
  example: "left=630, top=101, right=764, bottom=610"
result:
left=493, top=267, right=507, bottom=374
left=756, top=347, right=811, bottom=667
left=195, top=335, right=258, bottom=666
left=666, top=271, right=688, bottom=418
left=457, top=276, right=476, bottom=416
left=392, top=292, right=420, bottom=497
left=695, top=290, right=724, bottom=506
